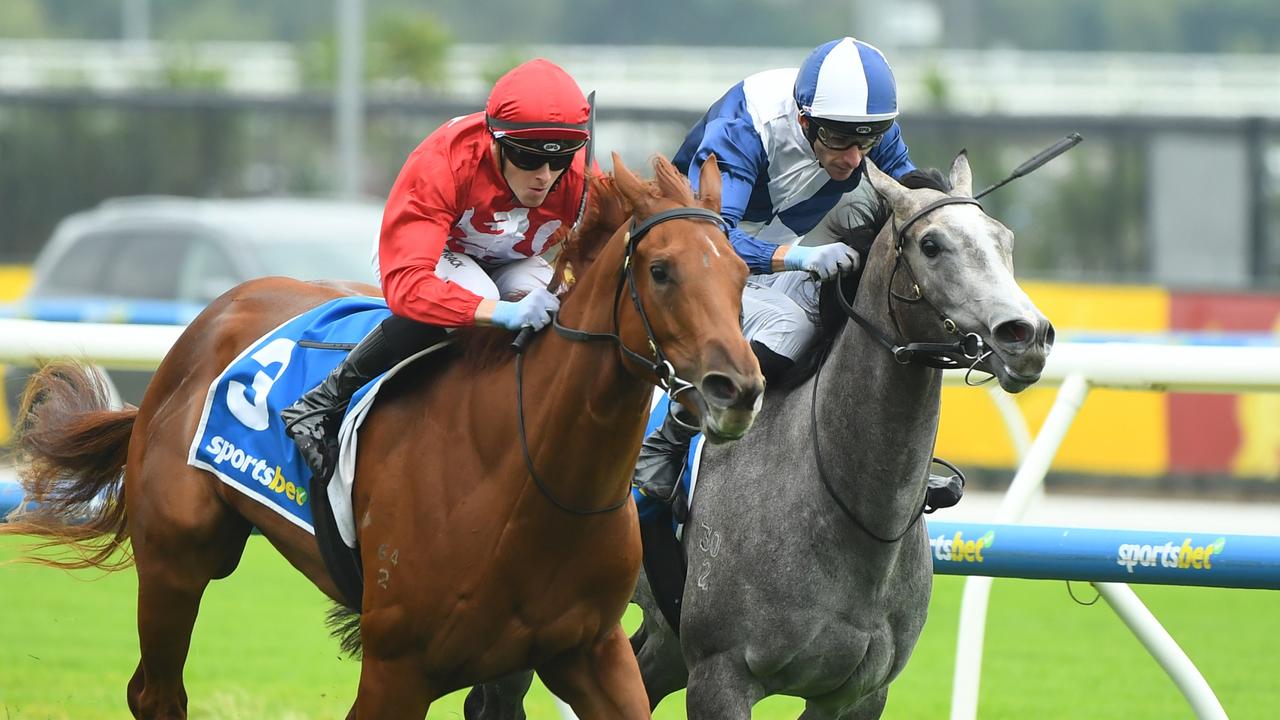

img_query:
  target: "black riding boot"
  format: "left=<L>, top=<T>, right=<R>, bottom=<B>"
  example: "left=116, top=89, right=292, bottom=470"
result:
left=281, top=325, right=396, bottom=482
left=640, top=513, right=687, bottom=634
left=632, top=402, right=700, bottom=508
left=751, top=340, right=794, bottom=386
left=634, top=402, right=699, bottom=635
left=923, top=458, right=966, bottom=513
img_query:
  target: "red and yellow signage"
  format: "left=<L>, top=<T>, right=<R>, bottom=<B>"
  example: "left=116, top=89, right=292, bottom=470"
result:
left=936, top=282, right=1280, bottom=481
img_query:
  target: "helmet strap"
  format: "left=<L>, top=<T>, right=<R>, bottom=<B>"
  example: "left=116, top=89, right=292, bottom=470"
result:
left=798, top=114, right=821, bottom=151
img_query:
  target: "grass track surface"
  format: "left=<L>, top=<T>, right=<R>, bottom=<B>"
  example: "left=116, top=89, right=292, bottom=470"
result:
left=1, top=535, right=1276, bottom=718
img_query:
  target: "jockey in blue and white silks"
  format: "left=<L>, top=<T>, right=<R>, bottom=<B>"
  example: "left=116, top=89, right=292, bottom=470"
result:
left=673, top=36, right=916, bottom=373
left=633, top=40, right=921, bottom=591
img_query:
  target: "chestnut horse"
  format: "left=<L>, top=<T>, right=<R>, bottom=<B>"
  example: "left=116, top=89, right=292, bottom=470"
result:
left=2, top=153, right=763, bottom=719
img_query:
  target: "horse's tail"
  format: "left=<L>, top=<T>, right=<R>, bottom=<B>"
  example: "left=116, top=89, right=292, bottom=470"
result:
left=2, top=361, right=137, bottom=572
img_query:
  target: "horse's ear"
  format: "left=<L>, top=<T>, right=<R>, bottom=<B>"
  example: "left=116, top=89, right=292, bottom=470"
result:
left=863, top=158, right=908, bottom=208
left=612, top=152, right=655, bottom=218
left=652, top=155, right=693, bottom=205
left=949, top=150, right=974, bottom=198
left=696, top=154, right=723, bottom=212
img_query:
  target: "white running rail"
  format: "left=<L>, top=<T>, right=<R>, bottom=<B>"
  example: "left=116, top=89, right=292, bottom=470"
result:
left=940, top=342, right=1280, bottom=720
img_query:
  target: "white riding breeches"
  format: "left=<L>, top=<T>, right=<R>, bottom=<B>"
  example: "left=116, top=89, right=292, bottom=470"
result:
left=432, top=250, right=553, bottom=301
left=373, top=247, right=553, bottom=301
left=742, top=271, right=822, bottom=361
left=742, top=185, right=873, bottom=361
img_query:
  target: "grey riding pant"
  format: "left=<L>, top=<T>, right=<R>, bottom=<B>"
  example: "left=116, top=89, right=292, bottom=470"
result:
left=740, top=186, right=872, bottom=361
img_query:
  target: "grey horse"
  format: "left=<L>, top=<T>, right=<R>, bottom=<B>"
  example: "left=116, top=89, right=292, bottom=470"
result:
left=466, top=152, right=1053, bottom=719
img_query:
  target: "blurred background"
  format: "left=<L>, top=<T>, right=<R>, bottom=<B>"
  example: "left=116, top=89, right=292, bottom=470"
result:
left=1, top=3, right=1278, bottom=719
left=0, top=0, right=1278, bottom=493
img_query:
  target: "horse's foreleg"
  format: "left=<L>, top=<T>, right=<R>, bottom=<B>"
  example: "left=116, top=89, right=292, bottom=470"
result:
left=463, top=671, right=535, bottom=720
left=538, top=624, right=649, bottom=720
left=800, top=688, right=888, bottom=720
left=353, top=653, right=436, bottom=719
left=633, top=615, right=687, bottom=710
left=127, top=663, right=145, bottom=718
left=684, top=652, right=763, bottom=720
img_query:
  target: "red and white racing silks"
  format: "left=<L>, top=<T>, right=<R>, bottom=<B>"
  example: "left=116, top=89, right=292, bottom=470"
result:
left=378, top=111, right=588, bottom=327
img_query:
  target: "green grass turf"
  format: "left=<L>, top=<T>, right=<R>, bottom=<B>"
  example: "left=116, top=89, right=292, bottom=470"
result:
left=1, top=535, right=1276, bottom=718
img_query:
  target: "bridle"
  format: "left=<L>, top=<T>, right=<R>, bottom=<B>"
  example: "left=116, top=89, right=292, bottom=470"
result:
left=812, top=194, right=992, bottom=543
left=808, top=133, right=1085, bottom=542
left=840, top=195, right=994, bottom=374
left=514, top=206, right=728, bottom=515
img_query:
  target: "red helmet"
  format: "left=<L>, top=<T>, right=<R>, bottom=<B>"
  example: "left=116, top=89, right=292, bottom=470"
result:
left=486, top=59, right=590, bottom=155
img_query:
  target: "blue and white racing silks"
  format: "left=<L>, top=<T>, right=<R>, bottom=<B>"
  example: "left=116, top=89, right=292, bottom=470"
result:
left=673, top=65, right=916, bottom=274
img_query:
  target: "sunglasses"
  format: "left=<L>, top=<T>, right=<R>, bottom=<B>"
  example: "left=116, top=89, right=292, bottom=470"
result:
left=815, top=125, right=883, bottom=152
left=501, top=143, right=577, bottom=172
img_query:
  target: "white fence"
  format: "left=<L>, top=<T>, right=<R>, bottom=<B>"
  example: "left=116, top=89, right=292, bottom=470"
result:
left=3, top=318, right=1279, bottom=718
left=943, top=345, right=1280, bottom=720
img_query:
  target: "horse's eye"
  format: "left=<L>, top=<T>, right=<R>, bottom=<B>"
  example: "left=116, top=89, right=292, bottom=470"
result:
left=650, top=263, right=670, bottom=284
left=920, top=236, right=942, bottom=258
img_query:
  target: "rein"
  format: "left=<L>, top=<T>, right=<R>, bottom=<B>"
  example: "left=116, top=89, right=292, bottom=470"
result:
left=812, top=194, right=989, bottom=543
left=810, top=349, right=925, bottom=544
left=513, top=206, right=727, bottom=515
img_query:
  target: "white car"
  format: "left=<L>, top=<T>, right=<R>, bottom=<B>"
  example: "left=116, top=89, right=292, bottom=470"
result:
left=3, top=195, right=383, bottom=423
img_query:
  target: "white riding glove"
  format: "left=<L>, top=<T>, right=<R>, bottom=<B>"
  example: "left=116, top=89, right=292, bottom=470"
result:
left=490, top=288, right=560, bottom=331
left=783, top=244, right=860, bottom=282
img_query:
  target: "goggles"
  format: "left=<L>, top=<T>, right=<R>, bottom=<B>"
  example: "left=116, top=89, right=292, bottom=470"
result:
left=497, top=136, right=584, bottom=172
left=814, top=124, right=883, bottom=152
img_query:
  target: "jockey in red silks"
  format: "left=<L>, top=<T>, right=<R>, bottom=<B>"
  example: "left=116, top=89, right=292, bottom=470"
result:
left=281, top=58, right=593, bottom=482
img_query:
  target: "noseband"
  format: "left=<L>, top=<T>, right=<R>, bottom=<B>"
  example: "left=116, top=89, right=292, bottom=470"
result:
left=514, top=206, right=728, bottom=515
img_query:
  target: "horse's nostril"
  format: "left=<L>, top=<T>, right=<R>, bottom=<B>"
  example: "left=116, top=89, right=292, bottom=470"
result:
left=1044, top=323, right=1056, bottom=348
left=700, top=372, right=740, bottom=408
left=995, top=319, right=1035, bottom=346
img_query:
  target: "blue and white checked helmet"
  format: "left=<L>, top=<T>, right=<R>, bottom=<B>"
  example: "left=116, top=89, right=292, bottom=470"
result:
left=793, top=37, right=899, bottom=134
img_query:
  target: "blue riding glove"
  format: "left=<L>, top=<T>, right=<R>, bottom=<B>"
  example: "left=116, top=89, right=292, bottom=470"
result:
left=490, top=288, right=560, bottom=332
left=783, top=243, right=860, bottom=282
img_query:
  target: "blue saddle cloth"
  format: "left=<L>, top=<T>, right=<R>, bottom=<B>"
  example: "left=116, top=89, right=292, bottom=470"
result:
left=187, top=297, right=392, bottom=533
left=632, top=393, right=706, bottom=524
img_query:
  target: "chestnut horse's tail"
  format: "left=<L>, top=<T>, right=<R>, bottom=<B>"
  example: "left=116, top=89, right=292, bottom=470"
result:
left=2, top=361, right=137, bottom=571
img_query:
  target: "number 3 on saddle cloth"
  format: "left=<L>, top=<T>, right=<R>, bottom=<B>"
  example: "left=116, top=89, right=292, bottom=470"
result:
left=187, top=296, right=437, bottom=610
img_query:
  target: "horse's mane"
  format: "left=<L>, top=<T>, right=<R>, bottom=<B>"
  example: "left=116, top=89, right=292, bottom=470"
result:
left=773, top=167, right=952, bottom=391
left=452, top=159, right=696, bottom=370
